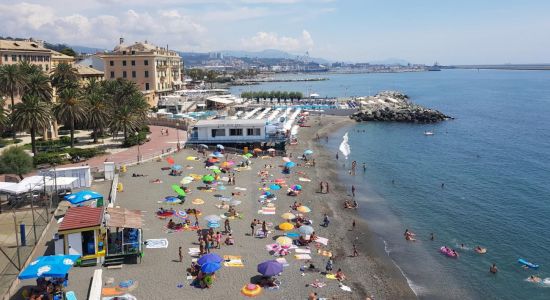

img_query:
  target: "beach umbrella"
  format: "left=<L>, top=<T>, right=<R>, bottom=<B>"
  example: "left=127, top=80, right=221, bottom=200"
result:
left=278, top=222, right=294, bottom=231
left=304, top=149, right=313, bottom=155
left=269, top=184, right=281, bottom=191
left=208, top=166, right=219, bottom=170
left=216, top=144, right=224, bottom=150
left=281, top=212, right=296, bottom=220
left=202, top=175, right=215, bottom=183
left=275, top=236, right=293, bottom=247
left=220, top=161, right=232, bottom=169
left=241, top=284, right=262, bottom=297
left=192, top=198, right=205, bottom=205
left=18, top=255, right=80, bottom=280
left=291, top=184, right=302, bottom=191
left=171, top=185, right=186, bottom=197
left=166, top=156, right=175, bottom=165
left=215, top=153, right=225, bottom=158
left=64, top=190, right=103, bottom=205
left=253, top=148, right=262, bottom=153
left=199, top=144, right=209, bottom=149
left=212, top=169, right=221, bottom=174
left=186, top=156, right=198, bottom=161
left=207, top=221, right=220, bottom=228
left=204, top=215, right=221, bottom=222
left=284, top=161, right=296, bottom=168
left=297, top=206, right=311, bottom=213
left=257, top=260, right=283, bottom=277
left=267, top=148, right=276, bottom=152
left=180, top=179, right=192, bottom=185
left=201, top=262, right=221, bottom=273
left=175, top=210, right=188, bottom=219
left=198, top=253, right=223, bottom=265
left=207, top=158, right=219, bottom=164
left=274, top=178, right=285, bottom=184
left=299, top=225, right=314, bottom=235
left=282, top=157, right=291, bottom=162
left=164, top=196, right=182, bottom=204
left=172, top=164, right=182, bottom=170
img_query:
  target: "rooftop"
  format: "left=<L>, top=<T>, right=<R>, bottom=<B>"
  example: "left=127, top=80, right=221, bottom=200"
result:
left=106, top=207, right=143, bottom=229
left=51, top=50, right=74, bottom=60
left=58, top=206, right=103, bottom=232
left=0, top=39, right=50, bottom=52
left=194, top=119, right=267, bottom=127
left=75, top=64, right=104, bottom=76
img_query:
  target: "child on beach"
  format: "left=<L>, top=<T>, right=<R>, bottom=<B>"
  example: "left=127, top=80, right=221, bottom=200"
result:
left=179, top=246, right=183, bottom=262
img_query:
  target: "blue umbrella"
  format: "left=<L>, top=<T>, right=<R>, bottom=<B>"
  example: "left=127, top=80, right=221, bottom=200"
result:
left=64, top=190, right=103, bottom=205
left=164, top=196, right=181, bottom=204
left=213, top=151, right=222, bottom=156
left=207, top=222, right=220, bottom=228
left=18, top=255, right=80, bottom=280
left=269, top=184, right=281, bottom=191
left=198, top=253, right=223, bottom=265
left=216, top=144, right=224, bottom=150
left=172, top=164, right=182, bottom=171
left=201, top=262, right=222, bottom=273
left=257, top=260, right=283, bottom=277
left=304, top=149, right=313, bottom=155
left=284, top=161, right=296, bottom=168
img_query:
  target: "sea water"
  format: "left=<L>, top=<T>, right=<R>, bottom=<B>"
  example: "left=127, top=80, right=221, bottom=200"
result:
left=231, top=70, right=550, bottom=300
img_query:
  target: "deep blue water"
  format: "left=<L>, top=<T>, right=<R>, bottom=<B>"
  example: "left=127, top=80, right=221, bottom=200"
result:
left=231, top=70, right=550, bottom=300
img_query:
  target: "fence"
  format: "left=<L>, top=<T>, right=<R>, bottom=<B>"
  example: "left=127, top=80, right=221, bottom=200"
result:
left=148, top=117, right=189, bottom=131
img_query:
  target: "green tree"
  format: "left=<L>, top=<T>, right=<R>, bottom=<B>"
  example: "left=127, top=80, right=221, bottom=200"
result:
left=18, top=61, right=42, bottom=76
left=60, top=47, right=77, bottom=57
left=12, top=95, right=52, bottom=155
left=0, top=146, right=33, bottom=179
left=23, top=71, right=52, bottom=101
left=53, top=88, right=87, bottom=148
left=84, top=80, right=109, bottom=143
left=0, top=64, right=27, bottom=140
left=187, top=69, right=204, bottom=82
left=50, top=62, right=79, bottom=93
left=0, top=98, right=8, bottom=130
left=206, top=70, right=218, bottom=89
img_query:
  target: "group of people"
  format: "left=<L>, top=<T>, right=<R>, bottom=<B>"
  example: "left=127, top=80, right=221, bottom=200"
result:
left=343, top=199, right=358, bottom=209
left=24, top=277, right=67, bottom=300
left=319, top=182, right=330, bottom=194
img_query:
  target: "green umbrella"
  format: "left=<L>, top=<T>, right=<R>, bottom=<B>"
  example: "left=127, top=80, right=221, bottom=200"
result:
left=171, top=184, right=186, bottom=197
left=244, top=153, right=253, bottom=158
left=212, top=169, right=221, bottom=174
left=202, top=175, right=215, bottom=183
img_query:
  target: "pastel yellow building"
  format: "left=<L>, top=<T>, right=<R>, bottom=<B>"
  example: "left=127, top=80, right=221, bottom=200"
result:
left=0, top=39, right=52, bottom=72
left=101, top=39, right=183, bottom=107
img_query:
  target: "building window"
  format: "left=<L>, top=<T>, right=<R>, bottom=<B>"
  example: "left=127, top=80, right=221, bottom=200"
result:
left=131, top=50, right=135, bottom=55
left=12, top=55, right=16, bottom=61
left=109, top=60, right=114, bottom=66
left=247, top=128, right=261, bottom=136
left=122, top=51, right=126, bottom=55
left=122, top=71, right=127, bottom=78
left=144, top=71, right=149, bottom=78
left=211, top=129, right=226, bottom=137
left=229, top=129, right=243, bottom=136
left=3, top=55, right=7, bottom=61
left=144, top=60, right=149, bottom=66
left=45, top=65, right=49, bottom=71
left=145, top=83, right=150, bottom=90
left=122, top=60, right=127, bottom=66
left=131, top=60, right=135, bottom=66
left=132, top=71, right=136, bottom=78
left=110, top=71, right=115, bottom=78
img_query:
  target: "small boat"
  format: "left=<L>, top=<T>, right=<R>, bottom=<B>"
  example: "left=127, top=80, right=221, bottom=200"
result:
left=424, top=131, right=434, bottom=136
left=518, top=258, right=539, bottom=269
left=440, top=246, right=458, bottom=258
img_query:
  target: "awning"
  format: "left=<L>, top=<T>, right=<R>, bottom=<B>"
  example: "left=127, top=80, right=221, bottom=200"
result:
left=106, top=207, right=143, bottom=229
left=45, top=177, right=78, bottom=186
left=206, top=97, right=234, bottom=105
left=0, top=176, right=49, bottom=194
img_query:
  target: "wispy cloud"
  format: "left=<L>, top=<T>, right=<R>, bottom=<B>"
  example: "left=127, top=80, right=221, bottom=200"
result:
left=241, top=30, right=314, bottom=52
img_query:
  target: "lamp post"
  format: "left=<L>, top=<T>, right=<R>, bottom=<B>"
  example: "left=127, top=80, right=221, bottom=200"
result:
left=135, top=132, right=141, bottom=164
left=176, top=122, right=180, bottom=151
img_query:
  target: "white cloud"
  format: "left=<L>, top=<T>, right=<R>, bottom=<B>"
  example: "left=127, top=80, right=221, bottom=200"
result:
left=0, top=2, right=207, bottom=50
left=241, top=30, right=314, bottom=52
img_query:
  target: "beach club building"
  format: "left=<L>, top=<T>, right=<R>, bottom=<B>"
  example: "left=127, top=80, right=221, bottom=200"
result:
left=187, top=119, right=287, bottom=146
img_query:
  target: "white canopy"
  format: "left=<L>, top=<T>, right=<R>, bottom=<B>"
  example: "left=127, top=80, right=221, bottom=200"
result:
left=45, top=177, right=78, bottom=187
left=0, top=176, right=49, bottom=194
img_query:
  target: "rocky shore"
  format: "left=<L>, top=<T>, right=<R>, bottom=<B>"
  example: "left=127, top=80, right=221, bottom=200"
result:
left=350, top=91, right=452, bottom=123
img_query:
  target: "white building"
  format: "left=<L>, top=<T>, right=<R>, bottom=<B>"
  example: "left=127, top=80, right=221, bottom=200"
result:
left=188, top=119, right=286, bottom=144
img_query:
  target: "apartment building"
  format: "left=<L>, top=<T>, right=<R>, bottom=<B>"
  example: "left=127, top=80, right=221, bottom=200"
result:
left=101, top=39, right=183, bottom=107
left=0, top=39, right=52, bottom=71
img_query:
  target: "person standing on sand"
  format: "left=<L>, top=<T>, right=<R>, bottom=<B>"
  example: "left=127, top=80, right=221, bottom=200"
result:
left=351, top=185, right=356, bottom=197
left=178, top=246, right=183, bottom=262
left=262, top=220, right=268, bottom=237
left=352, top=243, right=359, bottom=257
left=352, top=219, right=356, bottom=231
left=326, top=182, right=330, bottom=193
left=322, top=213, right=330, bottom=227
left=319, top=182, right=324, bottom=193
left=251, top=219, right=257, bottom=236
left=224, top=218, right=231, bottom=233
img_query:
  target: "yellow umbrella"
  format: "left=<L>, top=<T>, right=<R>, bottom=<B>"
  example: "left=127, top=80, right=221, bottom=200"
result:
left=278, top=222, right=294, bottom=231
left=280, top=212, right=296, bottom=220
left=180, top=179, right=192, bottom=185
left=276, top=236, right=293, bottom=247
left=297, top=206, right=311, bottom=213
left=192, top=198, right=204, bottom=205
left=189, top=174, right=202, bottom=180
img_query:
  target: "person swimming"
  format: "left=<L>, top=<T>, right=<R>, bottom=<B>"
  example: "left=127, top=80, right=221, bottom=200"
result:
left=527, top=275, right=541, bottom=283
left=490, top=263, right=498, bottom=274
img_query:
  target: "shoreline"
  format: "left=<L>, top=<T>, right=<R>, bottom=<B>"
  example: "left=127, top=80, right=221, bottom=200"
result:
left=294, top=115, right=416, bottom=299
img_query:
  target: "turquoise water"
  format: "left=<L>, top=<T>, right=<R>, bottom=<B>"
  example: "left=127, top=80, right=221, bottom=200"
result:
left=232, top=70, right=550, bottom=299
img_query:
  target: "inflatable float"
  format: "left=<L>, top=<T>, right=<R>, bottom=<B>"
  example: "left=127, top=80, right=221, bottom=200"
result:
left=518, top=258, right=539, bottom=269
left=440, top=246, right=458, bottom=258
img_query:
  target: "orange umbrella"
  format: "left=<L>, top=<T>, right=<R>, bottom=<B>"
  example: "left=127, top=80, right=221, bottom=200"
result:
left=253, top=148, right=262, bottom=152
left=278, top=222, right=294, bottom=231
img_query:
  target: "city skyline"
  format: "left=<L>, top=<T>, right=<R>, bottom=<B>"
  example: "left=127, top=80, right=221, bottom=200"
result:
left=0, top=0, right=549, bottom=64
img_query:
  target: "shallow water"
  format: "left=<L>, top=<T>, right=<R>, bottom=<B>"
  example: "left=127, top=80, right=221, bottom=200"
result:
left=232, top=70, right=550, bottom=300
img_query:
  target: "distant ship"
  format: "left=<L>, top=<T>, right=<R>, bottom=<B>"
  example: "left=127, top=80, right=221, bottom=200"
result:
left=427, top=62, right=441, bottom=71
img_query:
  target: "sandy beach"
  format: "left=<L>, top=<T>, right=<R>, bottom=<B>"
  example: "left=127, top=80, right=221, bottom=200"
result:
left=12, top=115, right=415, bottom=300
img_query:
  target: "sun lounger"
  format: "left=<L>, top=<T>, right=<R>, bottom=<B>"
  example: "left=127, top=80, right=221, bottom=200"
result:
left=223, top=255, right=244, bottom=267
left=295, top=254, right=312, bottom=260
left=315, top=237, right=329, bottom=246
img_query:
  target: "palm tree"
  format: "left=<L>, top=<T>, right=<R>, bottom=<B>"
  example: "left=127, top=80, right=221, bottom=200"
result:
left=18, top=61, right=42, bottom=76
left=53, top=88, right=87, bottom=148
left=0, top=64, right=27, bottom=140
left=50, top=62, right=79, bottom=93
left=11, top=95, right=51, bottom=155
left=23, top=72, right=52, bottom=101
left=0, top=98, right=8, bottom=130
left=84, top=80, right=108, bottom=143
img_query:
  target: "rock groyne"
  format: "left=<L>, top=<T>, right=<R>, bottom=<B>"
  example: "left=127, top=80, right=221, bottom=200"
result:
left=350, top=91, right=452, bottom=123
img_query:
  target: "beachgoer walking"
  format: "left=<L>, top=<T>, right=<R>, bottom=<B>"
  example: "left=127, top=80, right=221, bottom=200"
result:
left=194, top=217, right=199, bottom=228
left=232, top=174, right=236, bottom=185
left=319, top=182, right=323, bottom=193
left=215, top=232, right=222, bottom=249
left=178, top=246, right=183, bottom=262
left=228, top=175, right=232, bottom=185
left=224, top=218, right=231, bottom=233
left=352, top=243, right=359, bottom=257
left=490, top=263, right=498, bottom=274
left=262, top=220, right=267, bottom=237
left=351, top=185, right=356, bottom=197
left=251, top=219, right=257, bottom=236
left=166, top=129, right=169, bottom=136
left=326, top=182, right=330, bottom=193
left=199, top=239, right=205, bottom=255
left=351, top=161, right=357, bottom=175
left=352, top=219, right=356, bottom=231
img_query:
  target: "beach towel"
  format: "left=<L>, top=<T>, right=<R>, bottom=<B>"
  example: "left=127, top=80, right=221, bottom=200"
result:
left=145, top=239, right=169, bottom=249
left=164, top=225, right=200, bottom=233
left=325, top=274, right=337, bottom=280
left=275, top=257, right=289, bottom=267
left=295, top=248, right=311, bottom=254
left=188, top=248, right=200, bottom=256
left=223, top=255, right=244, bottom=267
left=259, top=206, right=276, bottom=215
left=65, top=291, right=77, bottom=300
left=102, top=287, right=124, bottom=297
left=340, top=284, right=352, bottom=292
left=315, top=237, right=329, bottom=246
left=298, top=177, right=311, bottom=182
left=235, top=187, right=247, bottom=191
left=295, top=254, right=312, bottom=260
left=285, top=232, right=300, bottom=238
left=320, top=250, right=332, bottom=257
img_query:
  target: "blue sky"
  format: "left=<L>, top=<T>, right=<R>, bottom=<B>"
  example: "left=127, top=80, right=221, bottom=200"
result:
left=1, top=0, right=549, bottom=64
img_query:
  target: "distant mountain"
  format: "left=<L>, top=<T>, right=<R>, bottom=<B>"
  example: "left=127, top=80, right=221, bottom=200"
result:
left=221, top=49, right=330, bottom=64
left=70, top=45, right=107, bottom=54
left=368, top=58, right=410, bottom=65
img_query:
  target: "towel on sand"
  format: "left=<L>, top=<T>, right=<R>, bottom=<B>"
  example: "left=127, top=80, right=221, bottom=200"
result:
left=275, top=257, right=289, bottom=267
left=188, top=248, right=200, bottom=255
left=145, top=239, right=169, bottom=249
left=295, top=254, right=312, bottom=260
left=325, top=274, right=337, bottom=280
left=223, top=255, right=244, bottom=267
left=315, top=237, right=329, bottom=245
left=295, top=248, right=311, bottom=254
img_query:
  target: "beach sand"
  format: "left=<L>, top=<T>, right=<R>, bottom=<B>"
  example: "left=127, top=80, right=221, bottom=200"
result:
left=11, top=115, right=415, bottom=300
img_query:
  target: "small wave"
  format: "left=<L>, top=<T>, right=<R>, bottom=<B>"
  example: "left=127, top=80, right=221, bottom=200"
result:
left=391, top=258, right=426, bottom=296
left=383, top=239, right=391, bottom=255
left=524, top=277, right=550, bottom=287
